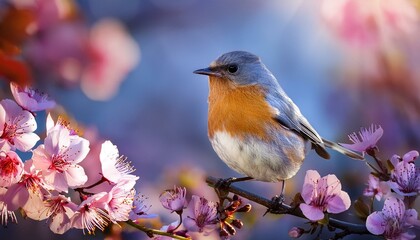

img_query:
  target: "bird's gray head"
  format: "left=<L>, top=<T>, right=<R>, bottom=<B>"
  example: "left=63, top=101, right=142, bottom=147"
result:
left=194, top=51, right=276, bottom=87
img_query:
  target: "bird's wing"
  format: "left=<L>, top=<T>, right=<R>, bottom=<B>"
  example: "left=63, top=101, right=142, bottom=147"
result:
left=265, top=87, right=363, bottom=160
left=267, top=92, right=323, bottom=145
left=268, top=94, right=331, bottom=159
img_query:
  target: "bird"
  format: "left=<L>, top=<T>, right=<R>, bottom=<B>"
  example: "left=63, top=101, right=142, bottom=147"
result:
left=193, top=51, right=363, bottom=208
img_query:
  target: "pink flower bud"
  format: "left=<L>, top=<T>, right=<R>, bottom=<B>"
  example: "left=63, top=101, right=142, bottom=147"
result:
left=288, top=227, right=304, bottom=238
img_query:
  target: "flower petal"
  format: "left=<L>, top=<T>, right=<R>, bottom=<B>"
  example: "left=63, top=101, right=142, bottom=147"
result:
left=402, top=150, right=419, bottom=163
left=366, top=212, right=386, bottom=235
left=14, top=132, right=40, bottom=152
left=183, top=217, right=199, bottom=232
left=100, top=140, right=121, bottom=183
left=327, top=191, right=351, bottom=214
left=65, top=165, right=87, bottom=187
left=300, top=203, right=324, bottom=221
left=66, top=136, right=90, bottom=164
left=50, top=211, right=72, bottom=234
left=301, top=170, right=320, bottom=203
left=383, top=197, right=405, bottom=219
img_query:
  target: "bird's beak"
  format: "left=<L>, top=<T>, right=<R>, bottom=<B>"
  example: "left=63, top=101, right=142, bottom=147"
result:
left=193, top=67, right=222, bottom=77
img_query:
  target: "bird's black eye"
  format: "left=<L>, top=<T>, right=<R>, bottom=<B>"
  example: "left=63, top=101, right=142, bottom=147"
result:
left=227, top=64, right=238, bottom=73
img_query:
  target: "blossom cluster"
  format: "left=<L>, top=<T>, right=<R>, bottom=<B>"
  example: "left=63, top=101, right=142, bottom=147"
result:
left=344, top=125, right=419, bottom=239
left=288, top=125, right=420, bottom=239
left=156, top=186, right=253, bottom=239
left=0, top=83, right=143, bottom=234
left=299, top=170, right=351, bottom=222
left=0, top=0, right=139, bottom=100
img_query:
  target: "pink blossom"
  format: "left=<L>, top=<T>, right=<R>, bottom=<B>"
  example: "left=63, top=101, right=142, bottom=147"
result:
left=10, top=82, right=56, bottom=112
left=96, top=175, right=138, bottom=222
left=159, top=186, right=187, bottom=214
left=321, top=0, right=418, bottom=48
left=41, top=195, right=77, bottom=234
left=129, top=193, right=156, bottom=221
left=0, top=151, right=24, bottom=187
left=183, top=195, right=218, bottom=235
left=0, top=99, right=39, bottom=152
left=71, top=192, right=110, bottom=235
left=32, top=116, right=90, bottom=192
left=366, top=197, right=419, bottom=239
left=81, top=19, right=139, bottom=101
left=299, top=170, right=351, bottom=221
left=3, top=160, right=50, bottom=219
left=99, top=140, right=134, bottom=184
left=25, top=23, right=87, bottom=84
left=341, top=125, right=383, bottom=156
left=388, top=152, right=419, bottom=197
left=10, top=0, right=73, bottom=31
left=364, top=174, right=390, bottom=201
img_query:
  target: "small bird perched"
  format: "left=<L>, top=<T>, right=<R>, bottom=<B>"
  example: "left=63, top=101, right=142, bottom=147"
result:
left=194, top=51, right=363, bottom=205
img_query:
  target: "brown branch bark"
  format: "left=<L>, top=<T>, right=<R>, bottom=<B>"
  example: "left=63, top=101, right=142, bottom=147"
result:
left=206, top=176, right=370, bottom=237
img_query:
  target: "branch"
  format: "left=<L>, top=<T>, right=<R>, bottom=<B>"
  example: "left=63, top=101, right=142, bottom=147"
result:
left=206, top=176, right=370, bottom=237
left=126, top=220, right=190, bottom=240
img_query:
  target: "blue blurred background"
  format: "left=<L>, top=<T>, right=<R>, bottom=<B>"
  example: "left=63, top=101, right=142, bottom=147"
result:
left=1, top=0, right=419, bottom=239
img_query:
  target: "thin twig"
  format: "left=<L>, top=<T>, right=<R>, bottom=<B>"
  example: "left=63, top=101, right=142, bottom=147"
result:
left=126, top=220, right=190, bottom=240
left=206, top=176, right=370, bottom=236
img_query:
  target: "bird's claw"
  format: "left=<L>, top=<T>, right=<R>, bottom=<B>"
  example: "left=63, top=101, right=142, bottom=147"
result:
left=215, top=177, right=236, bottom=189
left=263, top=195, right=286, bottom=216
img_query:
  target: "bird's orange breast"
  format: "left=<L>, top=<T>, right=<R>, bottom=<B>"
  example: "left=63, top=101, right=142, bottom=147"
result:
left=208, top=77, right=281, bottom=141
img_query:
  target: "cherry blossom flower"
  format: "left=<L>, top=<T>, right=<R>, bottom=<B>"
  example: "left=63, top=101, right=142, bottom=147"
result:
left=99, top=140, right=134, bottom=184
left=32, top=116, right=89, bottom=192
left=183, top=195, right=218, bottom=235
left=71, top=192, right=110, bottom=235
left=129, top=193, right=156, bottom=221
left=366, top=197, right=419, bottom=239
left=3, top=160, right=49, bottom=220
left=96, top=175, right=138, bottom=222
left=0, top=99, right=39, bottom=152
left=364, top=174, right=390, bottom=201
left=341, top=125, right=383, bottom=156
left=10, top=82, right=56, bottom=112
left=300, top=170, right=351, bottom=221
left=0, top=151, right=24, bottom=187
left=38, top=194, right=77, bottom=234
left=321, top=0, right=418, bottom=48
left=388, top=151, right=419, bottom=197
left=25, top=22, right=87, bottom=84
left=81, top=19, right=140, bottom=101
left=160, top=186, right=187, bottom=214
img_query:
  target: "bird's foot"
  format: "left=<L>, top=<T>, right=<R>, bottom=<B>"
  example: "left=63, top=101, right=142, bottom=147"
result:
left=263, top=194, right=286, bottom=216
left=215, top=176, right=253, bottom=189
left=214, top=177, right=238, bottom=200
left=215, top=177, right=237, bottom=189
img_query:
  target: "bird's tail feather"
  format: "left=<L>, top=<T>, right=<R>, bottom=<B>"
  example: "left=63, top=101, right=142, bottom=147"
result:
left=322, top=138, right=364, bottom=160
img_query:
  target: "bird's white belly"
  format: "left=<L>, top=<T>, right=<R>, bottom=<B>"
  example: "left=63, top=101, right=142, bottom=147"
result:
left=210, top=131, right=307, bottom=182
